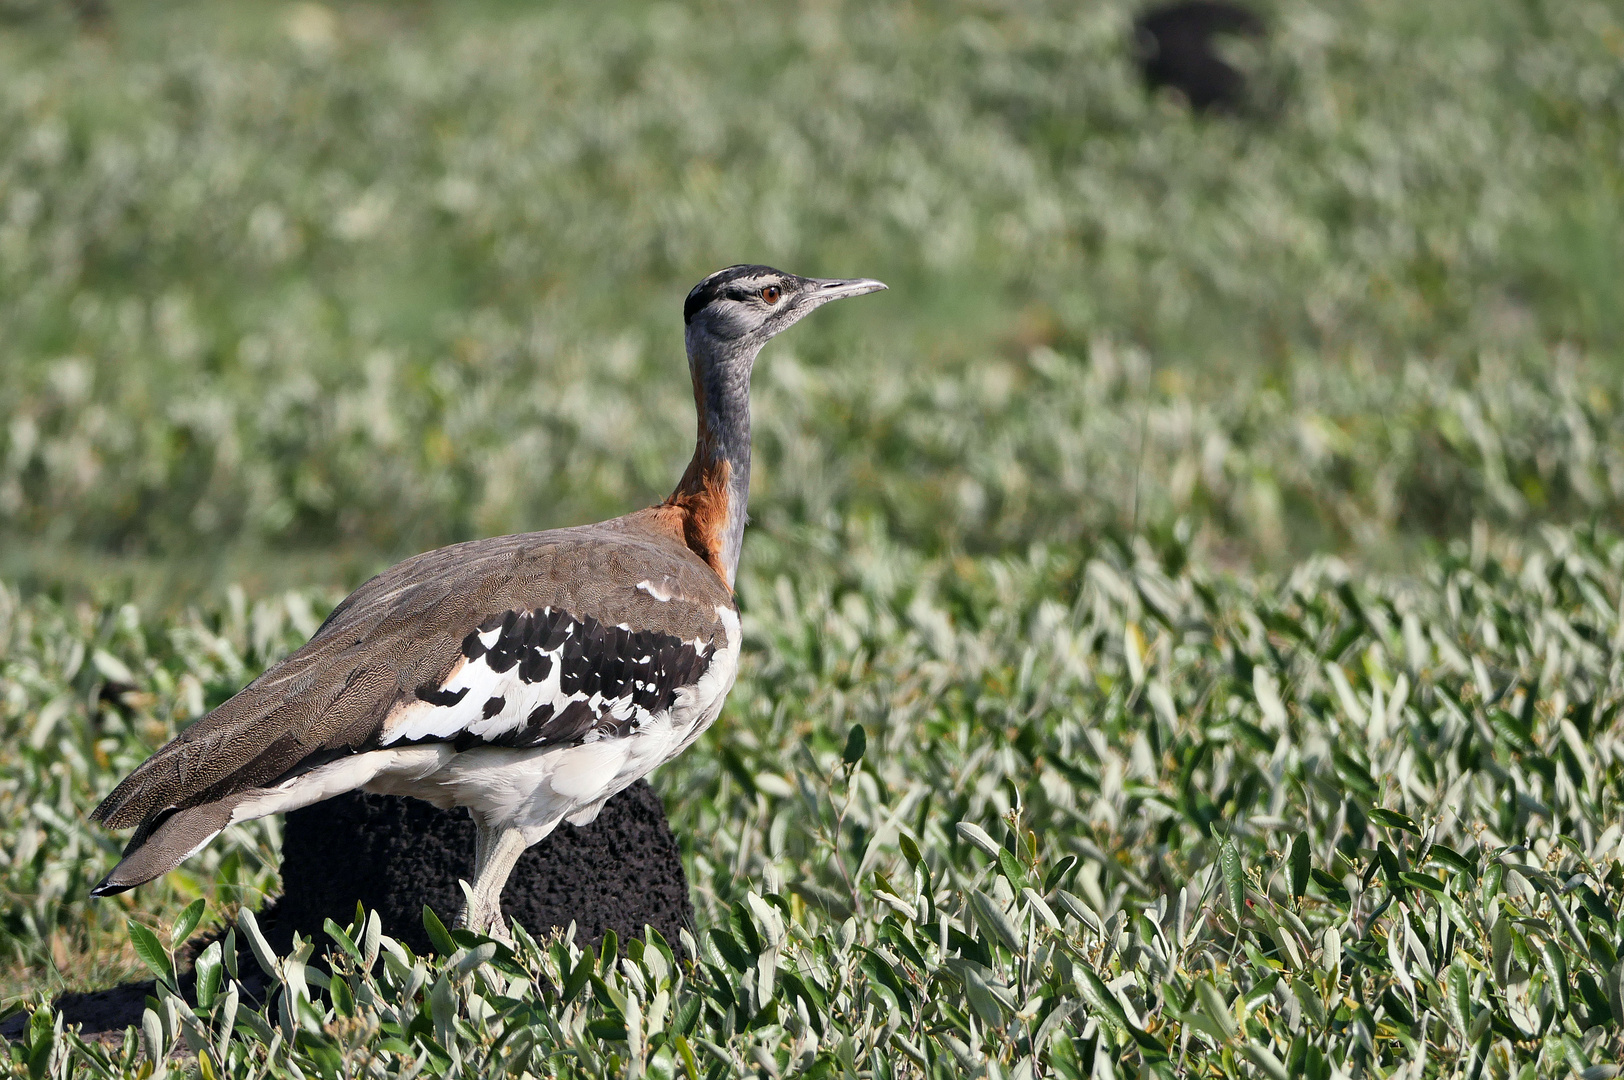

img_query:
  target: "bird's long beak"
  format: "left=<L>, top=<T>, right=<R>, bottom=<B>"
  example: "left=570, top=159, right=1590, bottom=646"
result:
left=808, top=277, right=888, bottom=302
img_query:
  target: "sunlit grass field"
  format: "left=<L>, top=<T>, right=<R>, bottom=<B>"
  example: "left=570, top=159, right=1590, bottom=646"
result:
left=3, top=0, right=1624, bottom=1075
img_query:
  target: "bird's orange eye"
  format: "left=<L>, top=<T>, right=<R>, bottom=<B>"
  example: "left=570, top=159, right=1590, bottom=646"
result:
left=761, top=286, right=781, bottom=304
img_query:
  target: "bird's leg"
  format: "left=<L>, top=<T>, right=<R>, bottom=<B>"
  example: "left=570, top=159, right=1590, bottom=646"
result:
left=456, top=824, right=527, bottom=943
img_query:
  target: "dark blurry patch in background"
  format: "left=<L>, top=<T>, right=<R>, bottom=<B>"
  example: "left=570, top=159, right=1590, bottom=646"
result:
left=1133, top=1, right=1265, bottom=113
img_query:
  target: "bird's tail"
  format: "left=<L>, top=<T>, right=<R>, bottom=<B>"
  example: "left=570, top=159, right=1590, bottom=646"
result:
left=90, top=799, right=239, bottom=897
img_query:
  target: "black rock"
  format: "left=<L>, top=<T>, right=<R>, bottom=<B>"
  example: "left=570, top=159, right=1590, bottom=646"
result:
left=5, top=780, right=691, bottom=1040
left=1134, top=1, right=1266, bottom=113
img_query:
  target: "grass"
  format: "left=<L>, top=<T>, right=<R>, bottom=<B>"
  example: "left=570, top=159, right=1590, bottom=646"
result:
left=3, top=0, right=1624, bottom=1075
left=9, top=526, right=1624, bottom=1076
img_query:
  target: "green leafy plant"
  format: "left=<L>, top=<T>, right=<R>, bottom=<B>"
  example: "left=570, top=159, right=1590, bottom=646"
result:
left=7, top=523, right=1624, bottom=1075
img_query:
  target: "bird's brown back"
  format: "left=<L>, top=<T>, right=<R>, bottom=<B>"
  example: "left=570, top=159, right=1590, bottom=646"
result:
left=92, top=510, right=735, bottom=831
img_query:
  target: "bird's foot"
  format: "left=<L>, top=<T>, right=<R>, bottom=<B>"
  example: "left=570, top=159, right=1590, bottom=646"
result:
left=475, top=916, right=515, bottom=947
left=456, top=879, right=514, bottom=946
left=456, top=907, right=514, bottom=945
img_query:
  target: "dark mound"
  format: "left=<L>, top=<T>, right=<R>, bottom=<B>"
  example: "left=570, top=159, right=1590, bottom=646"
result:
left=5, top=780, right=690, bottom=1040
left=1134, top=1, right=1266, bottom=113
left=267, top=779, right=693, bottom=956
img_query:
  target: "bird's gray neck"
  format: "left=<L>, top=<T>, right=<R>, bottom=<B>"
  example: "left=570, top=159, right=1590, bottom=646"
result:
left=666, top=331, right=758, bottom=587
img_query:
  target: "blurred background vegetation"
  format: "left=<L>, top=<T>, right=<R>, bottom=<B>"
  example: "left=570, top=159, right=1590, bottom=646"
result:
left=1, top=0, right=1621, bottom=603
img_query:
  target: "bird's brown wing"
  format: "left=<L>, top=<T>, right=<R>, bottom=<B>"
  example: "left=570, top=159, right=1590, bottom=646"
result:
left=91, top=519, right=734, bottom=839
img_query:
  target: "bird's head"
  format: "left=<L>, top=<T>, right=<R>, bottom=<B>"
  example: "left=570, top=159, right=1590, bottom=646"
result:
left=683, top=265, right=887, bottom=355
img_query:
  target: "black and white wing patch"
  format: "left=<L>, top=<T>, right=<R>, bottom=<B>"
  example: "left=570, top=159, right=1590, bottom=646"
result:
left=381, top=607, right=716, bottom=750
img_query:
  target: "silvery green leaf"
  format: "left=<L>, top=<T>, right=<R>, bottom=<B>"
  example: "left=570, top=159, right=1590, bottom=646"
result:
left=215, top=981, right=238, bottom=1064
left=1032, top=999, right=1076, bottom=1051
left=363, top=908, right=382, bottom=972
left=962, top=964, right=1005, bottom=1026
left=1147, top=680, right=1178, bottom=728
left=1020, top=887, right=1060, bottom=930
left=1489, top=915, right=1511, bottom=986
left=1446, top=963, right=1472, bottom=1036
left=194, top=941, right=222, bottom=1010
left=625, top=986, right=645, bottom=1063
left=874, top=888, right=916, bottom=920
left=1077, top=966, right=1133, bottom=1035
left=943, top=1033, right=978, bottom=1070
left=1385, top=917, right=1415, bottom=1000
left=747, top=892, right=786, bottom=949
left=1122, top=623, right=1147, bottom=686
left=1321, top=927, right=1342, bottom=976
left=1289, top=834, right=1310, bottom=900
left=170, top=898, right=206, bottom=948
left=430, top=974, right=457, bottom=1047
left=1177, top=1008, right=1232, bottom=1045
left=238, top=907, right=279, bottom=980
left=1538, top=940, right=1569, bottom=1014
left=842, top=724, right=866, bottom=765
left=91, top=649, right=135, bottom=686
left=969, top=889, right=1023, bottom=954
left=404, top=962, right=429, bottom=1005
left=1195, top=979, right=1238, bottom=1041
left=1221, top=841, right=1245, bottom=924
left=232, top=1001, right=275, bottom=1045
left=453, top=942, right=498, bottom=978
left=1273, top=900, right=1312, bottom=945
left=1055, top=890, right=1102, bottom=933
left=323, top=918, right=361, bottom=963
left=177, top=1002, right=210, bottom=1055
left=141, top=1007, right=165, bottom=1063
left=1252, top=667, right=1287, bottom=730
left=126, top=920, right=174, bottom=989
left=956, top=822, right=1001, bottom=859
left=892, top=1034, right=929, bottom=1069
left=1291, top=979, right=1326, bottom=1028
left=1245, top=1041, right=1288, bottom=1080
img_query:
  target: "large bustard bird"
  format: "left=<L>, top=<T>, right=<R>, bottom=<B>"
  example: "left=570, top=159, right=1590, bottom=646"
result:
left=90, top=266, right=886, bottom=937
